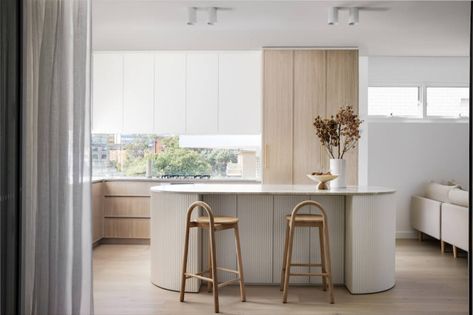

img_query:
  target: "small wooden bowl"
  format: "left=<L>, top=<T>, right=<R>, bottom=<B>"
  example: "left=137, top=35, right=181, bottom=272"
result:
left=307, top=174, right=338, bottom=190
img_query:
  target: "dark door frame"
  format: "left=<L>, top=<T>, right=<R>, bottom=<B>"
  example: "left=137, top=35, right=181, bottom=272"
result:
left=0, top=0, right=22, bottom=313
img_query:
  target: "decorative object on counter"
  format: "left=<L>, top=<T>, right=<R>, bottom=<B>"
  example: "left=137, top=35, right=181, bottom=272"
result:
left=307, top=172, right=338, bottom=190
left=313, top=106, right=362, bottom=188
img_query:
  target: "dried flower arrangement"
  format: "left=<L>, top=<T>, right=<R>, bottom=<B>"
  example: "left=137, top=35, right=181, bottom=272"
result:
left=313, top=106, right=363, bottom=159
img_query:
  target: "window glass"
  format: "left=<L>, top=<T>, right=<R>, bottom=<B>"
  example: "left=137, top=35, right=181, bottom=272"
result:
left=368, top=87, right=421, bottom=117
left=91, top=134, right=261, bottom=179
left=426, top=87, right=469, bottom=118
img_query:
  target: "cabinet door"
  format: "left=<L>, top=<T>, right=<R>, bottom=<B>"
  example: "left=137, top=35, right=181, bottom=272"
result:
left=92, top=53, right=123, bottom=133
left=186, top=52, right=219, bottom=134
left=293, top=50, right=326, bottom=184
left=326, top=50, right=359, bottom=185
left=154, top=53, right=186, bottom=135
left=123, top=53, right=155, bottom=133
left=218, top=51, right=262, bottom=134
left=262, top=50, right=294, bottom=184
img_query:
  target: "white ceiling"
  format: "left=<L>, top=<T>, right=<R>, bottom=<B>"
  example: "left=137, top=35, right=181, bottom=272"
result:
left=92, top=1, right=470, bottom=56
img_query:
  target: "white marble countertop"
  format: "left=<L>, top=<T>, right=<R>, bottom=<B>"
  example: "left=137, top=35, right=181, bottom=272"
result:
left=150, top=184, right=395, bottom=195
left=92, top=177, right=260, bottom=184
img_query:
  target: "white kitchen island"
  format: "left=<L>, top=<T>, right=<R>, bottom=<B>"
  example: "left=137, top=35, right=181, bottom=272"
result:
left=150, top=184, right=396, bottom=295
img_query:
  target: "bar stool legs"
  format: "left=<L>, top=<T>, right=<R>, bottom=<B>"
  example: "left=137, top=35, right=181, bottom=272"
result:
left=234, top=224, right=247, bottom=302
left=282, top=219, right=296, bottom=303
left=280, top=200, right=335, bottom=304
left=180, top=201, right=246, bottom=313
left=279, top=221, right=290, bottom=291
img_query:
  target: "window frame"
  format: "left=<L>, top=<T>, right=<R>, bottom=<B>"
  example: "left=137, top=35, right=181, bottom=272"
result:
left=367, top=84, right=423, bottom=119
left=367, top=83, right=469, bottom=122
left=424, top=84, right=469, bottom=121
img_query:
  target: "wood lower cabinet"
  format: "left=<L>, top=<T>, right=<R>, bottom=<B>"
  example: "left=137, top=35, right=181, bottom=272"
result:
left=92, top=181, right=156, bottom=244
left=92, top=182, right=104, bottom=244
left=263, top=48, right=359, bottom=185
left=104, top=218, right=150, bottom=239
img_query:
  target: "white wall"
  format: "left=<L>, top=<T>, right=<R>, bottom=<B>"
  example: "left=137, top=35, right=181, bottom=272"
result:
left=366, top=122, right=468, bottom=238
left=360, top=56, right=469, bottom=239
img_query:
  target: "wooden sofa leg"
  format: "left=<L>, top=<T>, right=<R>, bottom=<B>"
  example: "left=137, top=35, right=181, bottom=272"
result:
left=453, top=246, right=458, bottom=258
left=441, top=240, right=445, bottom=254
left=417, top=231, right=423, bottom=241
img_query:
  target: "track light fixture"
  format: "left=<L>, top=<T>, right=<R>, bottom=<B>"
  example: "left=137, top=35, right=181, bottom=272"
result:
left=328, top=7, right=339, bottom=25
left=208, top=7, right=217, bottom=25
left=348, top=7, right=359, bottom=26
left=187, top=7, right=197, bottom=25
left=186, top=7, right=220, bottom=26
left=328, top=7, right=360, bottom=26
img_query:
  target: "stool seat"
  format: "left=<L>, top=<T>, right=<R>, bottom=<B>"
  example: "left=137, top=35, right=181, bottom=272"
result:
left=285, top=214, right=323, bottom=223
left=196, top=216, right=239, bottom=225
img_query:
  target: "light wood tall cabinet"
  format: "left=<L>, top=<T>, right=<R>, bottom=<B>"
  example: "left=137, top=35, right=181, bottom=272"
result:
left=325, top=50, right=359, bottom=184
left=263, top=49, right=358, bottom=185
left=262, top=50, right=294, bottom=184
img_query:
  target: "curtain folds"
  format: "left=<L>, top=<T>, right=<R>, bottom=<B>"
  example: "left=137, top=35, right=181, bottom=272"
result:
left=22, top=0, right=93, bottom=314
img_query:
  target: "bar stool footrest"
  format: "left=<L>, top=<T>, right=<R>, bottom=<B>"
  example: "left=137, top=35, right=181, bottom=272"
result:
left=289, top=272, right=329, bottom=277
left=185, top=273, right=213, bottom=282
left=217, top=278, right=241, bottom=288
left=288, top=263, right=323, bottom=267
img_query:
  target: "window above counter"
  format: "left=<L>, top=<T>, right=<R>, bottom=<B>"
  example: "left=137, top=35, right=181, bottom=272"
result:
left=92, top=134, right=261, bottom=180
left=91, top=50, right=262, bottom=135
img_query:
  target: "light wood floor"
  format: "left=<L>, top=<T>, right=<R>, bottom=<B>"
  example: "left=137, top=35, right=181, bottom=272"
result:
left=93, top=239, right=468, bottom=315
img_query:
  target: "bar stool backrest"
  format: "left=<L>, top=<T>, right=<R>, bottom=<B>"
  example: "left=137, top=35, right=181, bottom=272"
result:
left=289, top=200, right=328, bottom=222
left=186, top=201, right=215, bottom=225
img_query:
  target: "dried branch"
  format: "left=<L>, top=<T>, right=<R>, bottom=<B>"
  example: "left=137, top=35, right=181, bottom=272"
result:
left=313, top=106, right=362, bottom=160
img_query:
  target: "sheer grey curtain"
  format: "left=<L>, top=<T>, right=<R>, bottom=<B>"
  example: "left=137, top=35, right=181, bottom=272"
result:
left=22, top=0, right=93, bottom=314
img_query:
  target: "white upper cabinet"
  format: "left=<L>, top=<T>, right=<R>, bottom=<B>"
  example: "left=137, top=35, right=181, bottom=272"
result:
left=123, top=53, right=155, bottom=133
left=154, top=53, right=186, bottom=135
left=186, top=52, right=219, bottom=134
left=92, top=51, right=262, bottom=135
left=92, top=53, right=124, bottom=133
left=218, top=51, right=262, bottom=134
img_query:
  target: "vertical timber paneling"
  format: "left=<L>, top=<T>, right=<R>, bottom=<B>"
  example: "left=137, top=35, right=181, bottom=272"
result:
left=325, top=50, right=359, bottom=184
left=293, top=50, right=327, bottom=183
left=262, top=50, right=294, bottom=184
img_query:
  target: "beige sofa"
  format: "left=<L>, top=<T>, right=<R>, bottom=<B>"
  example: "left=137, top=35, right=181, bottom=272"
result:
left=410, top=183, right=469, bottom=258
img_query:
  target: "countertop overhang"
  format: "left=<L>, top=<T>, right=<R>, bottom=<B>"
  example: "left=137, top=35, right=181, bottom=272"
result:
left=150, top=184, right=395, bottom=195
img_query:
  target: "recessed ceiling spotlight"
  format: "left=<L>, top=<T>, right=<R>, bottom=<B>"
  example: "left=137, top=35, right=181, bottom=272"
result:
left=348, top=7, right=359, bottom=26
left=187, top=7, right=197, bottom=25
left=328, top=7, right=339, bottom=25
left=208, top=7, right=218, bottom=25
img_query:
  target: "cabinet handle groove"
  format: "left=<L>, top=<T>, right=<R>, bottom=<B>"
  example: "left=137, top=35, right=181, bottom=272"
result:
left=264, top=144, right=269, bottom=169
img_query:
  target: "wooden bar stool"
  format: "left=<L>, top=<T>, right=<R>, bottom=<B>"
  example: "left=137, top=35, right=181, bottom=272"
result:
left=280, top=200, right=334, bottom=304
left=179, top=201, right=246, bottom=313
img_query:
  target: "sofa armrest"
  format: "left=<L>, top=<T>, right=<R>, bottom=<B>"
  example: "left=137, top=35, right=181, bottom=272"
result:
left=441, top=203, right=468, bottom=251
left=410, top=196, right=441, bottom=239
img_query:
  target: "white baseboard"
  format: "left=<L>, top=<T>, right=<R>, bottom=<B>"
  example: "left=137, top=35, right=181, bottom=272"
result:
left=396, top=230, right=417, bottom=239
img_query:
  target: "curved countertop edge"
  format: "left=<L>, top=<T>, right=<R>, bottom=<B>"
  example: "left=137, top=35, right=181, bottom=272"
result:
left=91, top=177, right=261, bottom=184
left=150, top=184, right=396, bottom=195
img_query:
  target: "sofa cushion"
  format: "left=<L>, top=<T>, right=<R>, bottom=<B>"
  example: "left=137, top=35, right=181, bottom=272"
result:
left=448, top=188, right=469, bottom=207
left=425, top=182, right=459, bottom=203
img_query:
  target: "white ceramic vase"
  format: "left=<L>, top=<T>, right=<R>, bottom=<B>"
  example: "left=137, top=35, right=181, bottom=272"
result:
left=329, top=159, right=346, bottom=188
